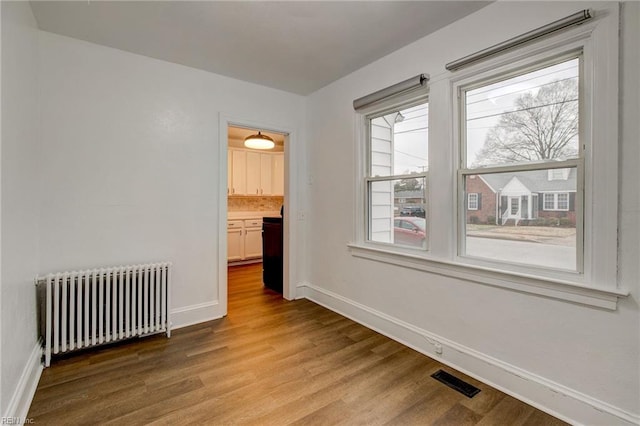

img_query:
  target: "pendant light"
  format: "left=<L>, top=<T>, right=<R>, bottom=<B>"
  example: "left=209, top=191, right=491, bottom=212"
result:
left=244, top=131, right=275, bottom=150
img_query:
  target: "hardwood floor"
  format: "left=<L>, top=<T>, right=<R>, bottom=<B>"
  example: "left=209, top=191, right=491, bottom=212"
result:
left=28, top=263, right=567, bottom=425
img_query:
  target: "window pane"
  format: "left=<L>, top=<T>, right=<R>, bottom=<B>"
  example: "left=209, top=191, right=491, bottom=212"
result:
left=463, top=168, right=577, bottom=271
left=369, top=177, right=426, bottom=249
left=557, top=193, right=569, bottom=210
left=465, top=58, right=579, bottom=168
left=544, top=193, right=555, bottom=210
left=369, top=103, right=428, bottom=177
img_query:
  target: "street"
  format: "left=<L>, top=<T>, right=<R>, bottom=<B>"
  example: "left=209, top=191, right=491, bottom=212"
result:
left=466, top=236, right=576, bottom=271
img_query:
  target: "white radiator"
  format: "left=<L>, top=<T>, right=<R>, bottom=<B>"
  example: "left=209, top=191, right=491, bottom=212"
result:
left=36, top=262, right=172, bottom=367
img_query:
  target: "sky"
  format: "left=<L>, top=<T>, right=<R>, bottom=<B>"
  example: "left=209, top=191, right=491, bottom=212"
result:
left=388, top=57, right=579, bottom=173
left=464, top=57, right=579, bottom=167
left=393, top=103, right=428, bottom=174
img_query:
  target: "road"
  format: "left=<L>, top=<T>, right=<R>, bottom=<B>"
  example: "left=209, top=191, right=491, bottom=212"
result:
left=466, top=236, right=576, bottom=270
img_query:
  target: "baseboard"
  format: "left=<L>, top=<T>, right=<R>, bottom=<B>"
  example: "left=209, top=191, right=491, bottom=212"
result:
left=3, top=342, right=43, bottom=425
left=170, top=300, right=222, bottom=330
left=298, top=282, right=640, bottom=426
left=295, top=282, right=308, bottom=300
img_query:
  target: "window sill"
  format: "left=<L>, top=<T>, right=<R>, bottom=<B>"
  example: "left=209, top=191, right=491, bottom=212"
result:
left=347, top=243, right=628, bottom=310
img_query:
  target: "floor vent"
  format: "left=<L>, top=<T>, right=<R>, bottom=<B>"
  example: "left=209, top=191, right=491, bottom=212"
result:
left=431, top=369, right=481, bottom=398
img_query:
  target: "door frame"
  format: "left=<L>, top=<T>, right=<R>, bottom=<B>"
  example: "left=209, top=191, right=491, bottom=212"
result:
left=217, top=114, right=299, bottom=316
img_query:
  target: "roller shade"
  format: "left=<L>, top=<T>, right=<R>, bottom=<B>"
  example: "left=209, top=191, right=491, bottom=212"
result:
left=353, top=74, right=429, bottom=111
left=446, top=9, right=593, bottom=71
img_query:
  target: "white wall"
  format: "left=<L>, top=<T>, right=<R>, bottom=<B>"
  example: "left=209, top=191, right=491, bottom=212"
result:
left=305, top=2, right=639, bottom=424
left=37, top=31, right=306, bottom=324
left=1, top=0, right=41, bottom=416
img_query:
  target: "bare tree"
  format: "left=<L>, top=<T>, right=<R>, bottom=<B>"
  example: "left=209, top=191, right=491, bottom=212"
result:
left=394, top=177, right=422, bottom=192
left=473, top=79, right=579, bottom=167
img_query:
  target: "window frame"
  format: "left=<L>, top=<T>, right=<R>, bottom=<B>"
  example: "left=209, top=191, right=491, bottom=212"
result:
left=362, top=96, right=430, bottom=253
left=351, top=12, right=625, bottom=309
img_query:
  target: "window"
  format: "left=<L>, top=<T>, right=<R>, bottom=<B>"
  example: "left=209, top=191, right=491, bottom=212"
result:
left=460, top=56, right=581, bottom=272
left=366, top=102, right=429, bottom=250
left=467, top=193, right=478, bottom=210
left=543, top=193, right=570, bottom=211
left=557, top=193, right=569, bottom=210
left=351, top=10, right=623, bottom=308
left=548, top=168, right=569, bottom=181
left=544, top=193, right=555, bottom=210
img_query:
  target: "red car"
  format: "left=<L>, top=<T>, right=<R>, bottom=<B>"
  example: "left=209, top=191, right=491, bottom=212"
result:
left=394, top=217, right=426, bottom=248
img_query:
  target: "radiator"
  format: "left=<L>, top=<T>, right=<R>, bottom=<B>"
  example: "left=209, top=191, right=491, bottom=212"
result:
left=36, top=262, right=172, bottom=367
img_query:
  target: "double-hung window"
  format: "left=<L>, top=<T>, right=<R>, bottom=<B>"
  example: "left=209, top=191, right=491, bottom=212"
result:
left=352, top=8, right=624, bottom=307
left=365, top=101, right=429, bottom=250
left=458, top=55, right=582, bottom=272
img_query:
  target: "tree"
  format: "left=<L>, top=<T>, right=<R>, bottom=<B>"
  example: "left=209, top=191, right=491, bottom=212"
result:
left=394, top=177, right=421, bottom=192
left=473, top=79, right=579, bottom=167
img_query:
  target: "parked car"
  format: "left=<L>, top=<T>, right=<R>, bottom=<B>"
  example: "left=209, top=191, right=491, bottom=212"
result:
left=394, top=217, right=426, bottom=248
left=399, top=205, right=425, bottom=218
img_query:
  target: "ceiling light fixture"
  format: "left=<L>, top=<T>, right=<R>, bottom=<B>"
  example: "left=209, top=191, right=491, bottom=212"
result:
left=244, top=131, right=275, bottom=150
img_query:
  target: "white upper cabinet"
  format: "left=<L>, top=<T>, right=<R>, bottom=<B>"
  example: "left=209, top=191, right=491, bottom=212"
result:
left=272, top=153, right=284, bottom=196
left=260, top=154, right=273, bottom=195
left=229, top=148, right=284, bottom=196
left=245, top=151, right=261, bottom=195
left=230, top=149, right=247, bottom=195
left=227, top=151, right=233, bottom=195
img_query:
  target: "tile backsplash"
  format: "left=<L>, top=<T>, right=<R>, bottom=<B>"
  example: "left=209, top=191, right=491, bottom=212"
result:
left=228, top=196, right=284, bottom=212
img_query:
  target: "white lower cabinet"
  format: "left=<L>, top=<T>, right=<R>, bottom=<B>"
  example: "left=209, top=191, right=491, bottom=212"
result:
left=227, top=218, right=263, bottom=262
left=244, top=228, right=263, bottom=259
left=227, top=220, right=244, bottom=262
left=227, top=229, right=243, bottom=262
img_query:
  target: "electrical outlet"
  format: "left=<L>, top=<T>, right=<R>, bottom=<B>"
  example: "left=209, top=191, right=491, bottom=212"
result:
left=297, top=211, right=305, bottom=221
left=434, top=342, right=443, bottom=355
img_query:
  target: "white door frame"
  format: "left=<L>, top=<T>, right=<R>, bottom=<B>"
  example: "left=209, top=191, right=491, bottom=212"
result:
left=217, top=114, right=299, bottom=316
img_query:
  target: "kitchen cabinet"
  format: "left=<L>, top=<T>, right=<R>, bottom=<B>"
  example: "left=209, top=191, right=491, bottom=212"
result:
left=228, top=148, right=283, bottom=196
left=230, top=150, right=247, bottom=195
left=227, top=151, right=233, bottom=195
left=227, top=220, right=244, bottom=262
left=244, top=230, right=263, bottom=258
left=245, top=151, right=261, bottom=195
left=260, top=154, right=273, bottom=195
left=227, top=218, right=263, bottom=262
left=272, top=153, right=284, bottom=196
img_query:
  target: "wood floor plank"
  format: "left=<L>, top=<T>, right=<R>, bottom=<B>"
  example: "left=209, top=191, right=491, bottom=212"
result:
left=28, top=263, right=567, bottom=425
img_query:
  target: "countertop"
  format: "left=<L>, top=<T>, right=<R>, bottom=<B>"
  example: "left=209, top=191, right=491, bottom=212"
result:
left=227, top=211, right=281, bottom=220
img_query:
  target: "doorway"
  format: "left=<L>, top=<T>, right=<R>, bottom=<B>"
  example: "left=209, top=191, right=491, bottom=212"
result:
left=217, top=115, right=297, bottom=318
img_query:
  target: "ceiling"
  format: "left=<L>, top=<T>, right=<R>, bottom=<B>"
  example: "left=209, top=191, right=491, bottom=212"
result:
left=30, top=1, right=490, bottom=95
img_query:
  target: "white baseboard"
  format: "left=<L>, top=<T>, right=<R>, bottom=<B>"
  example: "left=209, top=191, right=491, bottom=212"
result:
left=3, top=343, right=43, bottom=425
left=295, top=282, right=308, bottom=300
left=298, top=282, right=639, bottom=426
left=170, top=300, right=222, bottom=330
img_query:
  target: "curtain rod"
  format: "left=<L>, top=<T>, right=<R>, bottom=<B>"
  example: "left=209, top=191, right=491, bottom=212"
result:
left=353, top=74, right=428, bottom=111
left=445, top=9, right=593, bottom=72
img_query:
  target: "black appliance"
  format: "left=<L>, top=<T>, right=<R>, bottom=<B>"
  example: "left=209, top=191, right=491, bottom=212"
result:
left=262, top=216, right=283, bottom=293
